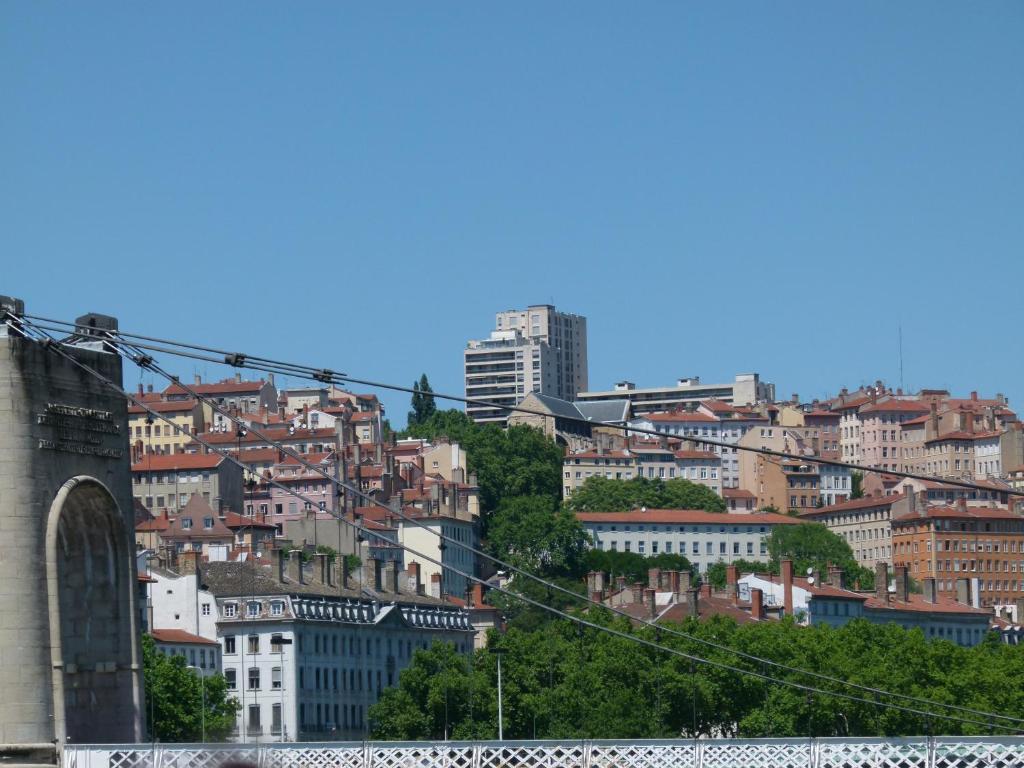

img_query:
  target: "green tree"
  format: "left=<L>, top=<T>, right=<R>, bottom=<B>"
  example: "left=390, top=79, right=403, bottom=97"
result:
left=581, top=550, right=693, bottom=583
left=564, top=476, right=725, bottom=514
left=851, top=471, right=864, bottom=500
left=703, top=558, right=769, bottom=589
left=487, top=495, right=589, bottom=575
left=403, top=410, right=563, bottom=521
left=407, top=373, right=437, bottom=427
left=767, top=523, right=874, bottom=589
left=142, top=634, right=239, bottom=742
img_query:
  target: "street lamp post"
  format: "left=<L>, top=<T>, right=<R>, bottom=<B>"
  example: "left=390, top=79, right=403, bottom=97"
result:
left=186, top=666, right=206, bottom=743
left=272, top=634, right=294, bottom=742
left=489, top=647, right=506, bottom=741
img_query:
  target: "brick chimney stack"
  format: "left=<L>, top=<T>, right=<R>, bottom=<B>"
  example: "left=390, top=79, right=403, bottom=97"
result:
left=645, top=587, right=657, bottom=619
left=726, top=564, right=739, bottom=605
left=781, top=559, right=794, bottom=617
left=875, top=562, right=889, bottom=603
left=750, top=587, right=764, bottom=621
left=287, top=550, right=304, bottom=584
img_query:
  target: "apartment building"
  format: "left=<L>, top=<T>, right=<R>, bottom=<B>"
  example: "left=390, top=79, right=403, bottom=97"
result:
left=576, top=508, right=800, bottom=573
left=132, top=452, right=244, bottom=516
left=495, top=304, right=588, bottom=401
left=578, top=373, right=774, bottom=417
left=799, top=494, right=905, bottom=570
left=463, top=329, right=553, bottom=424
left=561, top=443, right=722, bottom=498
left=163, top=374, right=279, bottom=428
left=891, top=496, right=1024, bottom=608
left=128, top=398, right=204, bottom=458
left=629, top=402, right=767, bottom=489
left=149, top=553, right=473, bottom=742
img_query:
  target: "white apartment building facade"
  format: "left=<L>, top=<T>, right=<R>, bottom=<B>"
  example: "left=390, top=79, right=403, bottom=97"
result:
left=464, top=330, right=554, bottom=424
left=576, top=509, right=801, bottom=573
left=578, top=373, right=774, bottom=417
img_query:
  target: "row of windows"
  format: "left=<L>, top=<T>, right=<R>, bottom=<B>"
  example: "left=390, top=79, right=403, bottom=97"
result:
left=590, top=524, right=768, bottom=534
left=598, top=539, right=766, bottom=557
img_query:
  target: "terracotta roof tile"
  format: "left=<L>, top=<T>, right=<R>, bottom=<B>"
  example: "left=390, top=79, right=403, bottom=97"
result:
left=150, top=629, right=219, bottom=645
left=577, top=509, right=800, bottom=525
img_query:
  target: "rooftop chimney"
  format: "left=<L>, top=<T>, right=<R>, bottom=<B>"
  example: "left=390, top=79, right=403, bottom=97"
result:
left=387, top=560, right=401, bottom=593
left=470, top=582, right=484, bottom=609
left=430, top=572, right=441, bottom=599
left=893, top=565, right=909, bottom=602
left=875, top=562, right=890, bottom=603
left=699, top=582, right=712, bottom=599
left=828, top=566, right=846, bottom=590
left=686, top=587, right=699, bottom=617
left=407, top=562, right=423, bottom=595
left=781, top=559, right=794, bottom=617
left=287, top=550, right=305, bottom=584
left=750, top=587, right=765, bottom=621
left=648, top=568, right=662, bottom=590
left=726, top=565, right=739, bottom=605
left=276, top=549, right=288, bottom=583
left=645, top=588, right=657, bottom=619
left=312, top=553, right=329, bottom=585
left=955, top=578, right=971, bottom=606
left=903, top=484, right=917, bottom=516
left=923, top=577, right=937, bottom=604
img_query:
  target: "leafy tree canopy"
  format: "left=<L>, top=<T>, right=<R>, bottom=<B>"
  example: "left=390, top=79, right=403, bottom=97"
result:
left=407, top=373, right=438, bottom=427
left=401, top=409, right=563, bottom=519
left=486, top=495, right=590, bottom=576
left=767, top=523, right=874, bottom=589
left=563, top=476, right=725, bottom=514
left=142, top=634, right=239, bottom=742
left=370, top=616, right=1015, bottom=741
left=581, top=550, right=693, bottom=583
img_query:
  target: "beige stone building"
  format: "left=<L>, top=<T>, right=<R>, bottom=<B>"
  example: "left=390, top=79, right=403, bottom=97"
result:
left=128, top=398, right=204, bottom=459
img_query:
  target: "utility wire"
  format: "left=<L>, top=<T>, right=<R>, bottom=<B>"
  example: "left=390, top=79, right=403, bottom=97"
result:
left=22, top=314, right=1024, bottom=499
left=14, top=314, right=1019, bottom=734
left=17, top=313, right=1024, bottom=728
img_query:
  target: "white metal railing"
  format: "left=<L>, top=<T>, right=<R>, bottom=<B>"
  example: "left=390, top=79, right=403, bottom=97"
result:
left=62, top=737, right=1024, bottom=768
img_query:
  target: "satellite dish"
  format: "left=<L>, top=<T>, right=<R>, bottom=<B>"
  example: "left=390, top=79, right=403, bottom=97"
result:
left=888, top=584, right=897, bottom=593
left=807, top=576, right=815, bottom=585
left=806, top=567, right=814, bottom=576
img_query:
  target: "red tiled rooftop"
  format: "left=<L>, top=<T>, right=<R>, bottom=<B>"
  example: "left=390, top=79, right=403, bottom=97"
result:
left=723, top=488, right=756, bottom=499
left=129, top=400, right=199, bottom=414
left=641, top=411, right=719, bottom=423
left=150, top=628, right=219, bottom=646
left=164, top=379, right=268, bottom=396
left=800, top=493, right=905, bottom=516
left=576, top=509, right=800, bottom=525
left=859, top=399, right=930, bottom=415
left=132, top=453, right=226, bottom=471
left=892, top=505, right=1021, bottom=523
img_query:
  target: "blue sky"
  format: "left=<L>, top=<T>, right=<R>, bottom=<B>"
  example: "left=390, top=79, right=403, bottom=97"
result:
left=2, top=4, right=1022, bottom=425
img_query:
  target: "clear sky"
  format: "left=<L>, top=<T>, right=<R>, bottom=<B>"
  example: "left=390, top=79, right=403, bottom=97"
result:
left=2, top=4, right=1022, bottom=425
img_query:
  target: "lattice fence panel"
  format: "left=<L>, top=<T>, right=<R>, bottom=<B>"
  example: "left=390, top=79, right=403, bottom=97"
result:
left=700, top=739, right=813, bottom=768
left=590, top=741, right=695, bottom=768
left=264, top=744, right=365, bottom=768
left=818, top=738, right=928, bottom=768
left=479, top=743, right=586, bottom=768
left=371, top=743, right=480, bottom=768
left=932, top=738, right=1024, bottom=768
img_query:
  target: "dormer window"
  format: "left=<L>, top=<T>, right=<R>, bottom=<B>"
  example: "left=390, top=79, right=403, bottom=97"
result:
left=181, top=518, right=193, bottom=530
left=203, top=517, right=214, bottom=529
left=223, top=603, right=237, bottom=618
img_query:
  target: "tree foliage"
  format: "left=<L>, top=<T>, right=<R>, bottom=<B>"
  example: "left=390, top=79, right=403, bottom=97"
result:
left=407, top=373, right=437, bottom=427
left=402, top=409, right=564, bottom=520
left=142, top=634, right=239, bottom=742
left=851, top=471, right=864, bottom=500
left=767, top=523, right=874, bottom=589
left=703, top=559, right=769, bottom=589
left=581, top=550, right=693, bottom=583
left=486, top=495, right=589, bottom=575
left=371, top=617, right=1022, bottom=741
left=563, top=476, right=726, bottom=514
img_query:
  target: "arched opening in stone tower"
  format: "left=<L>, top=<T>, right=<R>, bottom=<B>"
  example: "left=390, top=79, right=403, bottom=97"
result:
left=47, top=477, right=137, bottom=743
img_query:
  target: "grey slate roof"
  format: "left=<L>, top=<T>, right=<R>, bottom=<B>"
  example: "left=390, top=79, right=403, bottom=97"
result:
left=200, top=559, right=462, bottom=608
left=575, top=399, right=631, bottom=424
left=526, top=392, right=585, bottom=420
